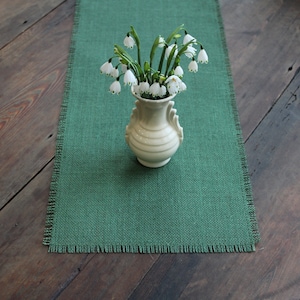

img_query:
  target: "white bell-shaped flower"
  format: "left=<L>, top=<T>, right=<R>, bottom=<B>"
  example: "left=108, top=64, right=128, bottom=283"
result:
left=167, top=81, right=179, bottom=95
left=124, top=35, right=135, bottom=49
left=121, top=64, right=127, bottom=73
left=139, top=81, right=150, bottom=94
left=197, top=48, right=208, bottom=64
left=165, top=75, right=181, bottom=84
left=100, top=61, right=113, bottom=75
left=109, top=80, right=121, bottom=94
left=124, top=69, right=137, bottom=86
left=184, top=45, right=197, bottom=59
left=149, top=82, right=160, bottom=96
left=110, top=66, right=119, bottom=78
left=165, top=75, right=181, bottom=95
left=179, top=80, right=187, bottom=92
left=174, top=66, right=184, bottom=77
left=158, top=85, right=167, bottom=98
left=165, top=44, right=178, bottom=59
left=188, top=60, right=198, bottom=73
left=132, top=84, right=140, bottom=95
left=183, top=33, right=196, bottom=45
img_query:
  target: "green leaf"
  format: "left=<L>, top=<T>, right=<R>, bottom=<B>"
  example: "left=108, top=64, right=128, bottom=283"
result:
left=130, top=26, right=140, bottom=48
left=149, top=36, right=161, bottom=67
left=165, top=24, right=184, bottom=44
left=165, top=44, right=177, bottom=76
left=130, top=26, right=141, bottom=65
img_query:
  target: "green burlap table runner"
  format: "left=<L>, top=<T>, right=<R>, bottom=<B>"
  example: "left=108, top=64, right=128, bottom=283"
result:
left=43, top=0, right=260, bottom=253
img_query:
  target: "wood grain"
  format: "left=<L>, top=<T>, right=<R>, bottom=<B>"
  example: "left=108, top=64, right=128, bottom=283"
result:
left=0, top=0, right=64, bottom=49
left=220, top=0, right=300, bottom=139
left=0, top=162, right=89, bottom=299
left=58, top=253, right=159, bottom=300
left=0, top=0, right=75, bottom=207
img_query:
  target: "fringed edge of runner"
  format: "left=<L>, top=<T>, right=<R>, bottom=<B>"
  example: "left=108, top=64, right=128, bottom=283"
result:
left=214, top=0, right=260, bottom=245
left=43, top=0, right=82, bottom=247
left=47, top=242, right=257, bottom=254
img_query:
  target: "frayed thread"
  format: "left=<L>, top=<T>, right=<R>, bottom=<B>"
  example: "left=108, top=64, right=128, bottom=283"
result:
left=47, top=243, right=256, bottom=254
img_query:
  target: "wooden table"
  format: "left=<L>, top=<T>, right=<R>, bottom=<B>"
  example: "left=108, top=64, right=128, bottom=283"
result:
left=1, top=0, right=300, bottom=299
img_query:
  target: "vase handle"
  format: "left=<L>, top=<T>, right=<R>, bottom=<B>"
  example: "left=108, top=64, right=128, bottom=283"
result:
left=167, top=101, right=183, bottom=144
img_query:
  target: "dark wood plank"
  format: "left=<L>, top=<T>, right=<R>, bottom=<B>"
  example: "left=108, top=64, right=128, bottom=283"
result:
left=129, top=69, right=300, bottom=300
left=221, top=0, right=300, bottom=139
left=0, top=162, right=159, bottom=299
left=128, top=254, right=202, bottom=300
left=0, top=162, right=90, bottom=299
left=0, top=0, right=75, bottom=208
left=0, top=0, right=64, bottom=49
left=58, top=253, right=159, bottom=299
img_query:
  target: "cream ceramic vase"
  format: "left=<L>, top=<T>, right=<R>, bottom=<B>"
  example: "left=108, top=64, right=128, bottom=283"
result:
left=125, top=91, right=183, bottom=168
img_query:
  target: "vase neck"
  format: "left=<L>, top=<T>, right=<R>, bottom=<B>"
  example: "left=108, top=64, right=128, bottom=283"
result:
left=137, top=98, right=172, bottom=130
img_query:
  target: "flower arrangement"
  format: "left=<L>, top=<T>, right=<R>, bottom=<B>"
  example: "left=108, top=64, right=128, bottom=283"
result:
left=100, top=24, right=208, bottom=99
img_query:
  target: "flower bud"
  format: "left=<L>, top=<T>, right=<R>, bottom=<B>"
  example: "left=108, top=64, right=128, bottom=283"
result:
left=144, top=61, right=150, bottom=72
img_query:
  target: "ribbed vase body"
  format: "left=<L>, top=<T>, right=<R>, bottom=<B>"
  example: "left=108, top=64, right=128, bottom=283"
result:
left=125, top=93, right=183, bottom=168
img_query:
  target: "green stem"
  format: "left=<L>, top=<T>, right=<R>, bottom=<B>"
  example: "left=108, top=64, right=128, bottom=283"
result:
left=114, top=44, right=144, bottom=81
left=130, top=26, right=141, bottom=66
left=157, top=24, right=184, bottom=74
left=158, top=45, right=167, bottom=73
left=149, top=36, right=161, bottom=68
left=170, top=40, right=195, bottom=70
left=165, top=44, right=177, bottom=76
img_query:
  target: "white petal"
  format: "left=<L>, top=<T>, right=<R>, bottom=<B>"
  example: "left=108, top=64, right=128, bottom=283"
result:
left=183, top=33, right=196, bottom=45
left=109, top=81, right=121, bottom=94
left=149, top=82, right=160, bottom=96
left=139, top=81, right=150, bottom=94
left=197, top=49, right=208, bottom=64
left=124, top=35, right=135, bottom=49
left=100, top=61, right=113, bottom=75
left=124, top=69, right=137, bottom=86
left=179, top=81, right=187, bottom=92
left=133, top=84, right=140, bottom=95
left=188, top=60, right=198, bottom=73
left=165, top=76, right=181, bottom=95
left=110, top=67, right=119, bottom=78
left=165, top=44, right=178, bottom=59
left=121, top=64, right=128, bottom=73
left=167, top=81, right=180, bottom=95
left=165, top=75, right=181, bottom=84
left=184, top=46, right=197, bottom=59
left=174, top=66, right=184, bottom=77
left=158, top=85, right=167, bottom=97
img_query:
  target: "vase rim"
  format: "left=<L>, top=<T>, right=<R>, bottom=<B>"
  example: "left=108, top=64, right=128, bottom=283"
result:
left=131, top=86, right=176, bottom=103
